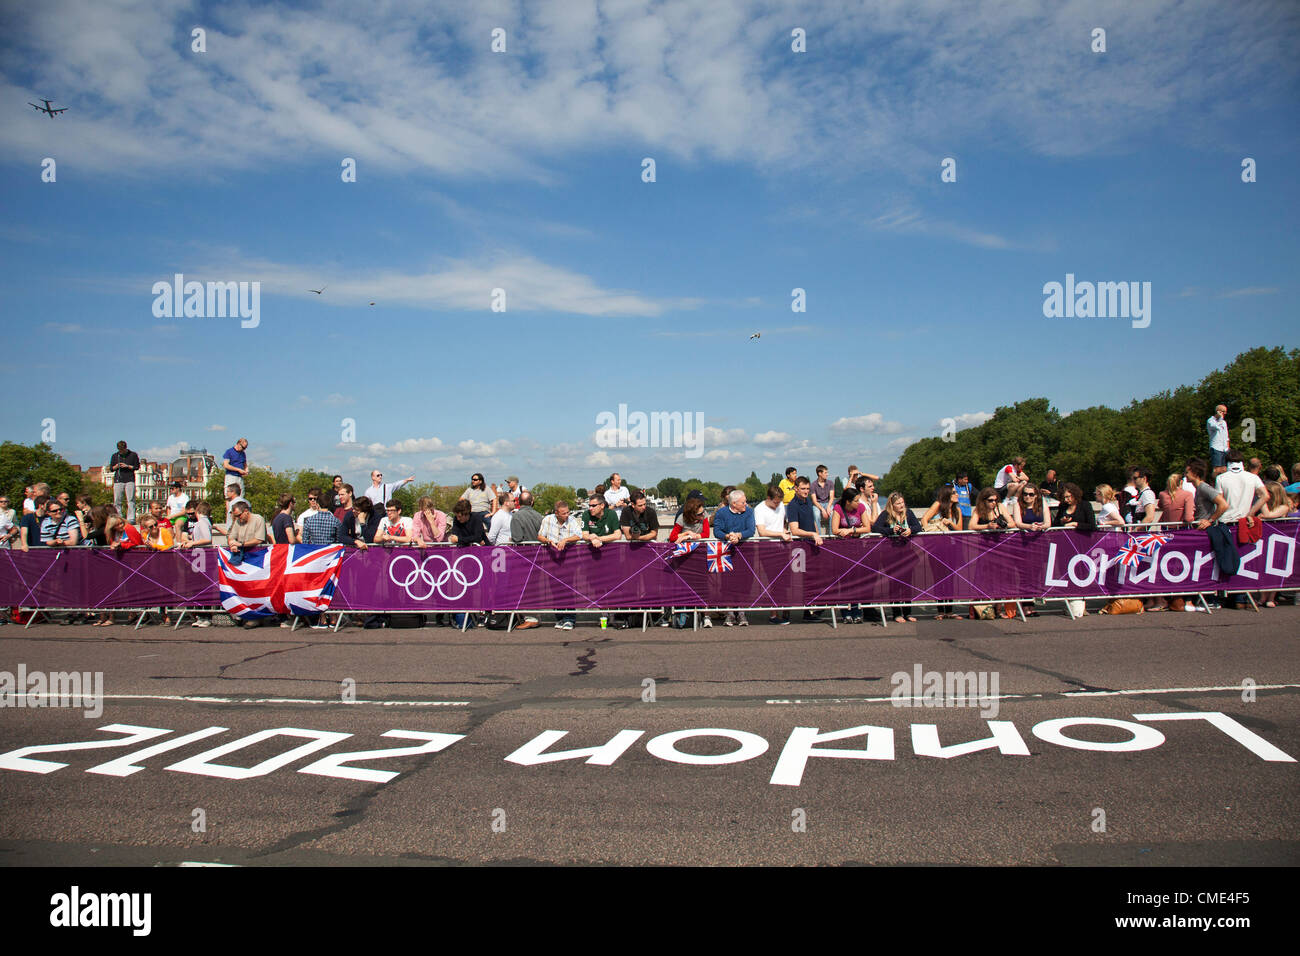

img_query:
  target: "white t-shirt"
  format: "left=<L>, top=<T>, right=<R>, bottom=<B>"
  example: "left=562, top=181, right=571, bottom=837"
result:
left=1127, top=488, right=1156, bottom=523
left=1100, top=501, right=1121, bottom=524
left=604, top=485, right=630, bottom=515
left=754, top=501, right=787, bottom=534
left=0, top=508, right=16, bottom=549
left=487, top=509, right=514, bottom=545
left=1215, top=467, right=1266, bottom=522
left=377, top=516, right=414, bottom=539
left=296, top=506, right=317, bottom=532
left=22, top=497, right=35, bottom=514
left=166, top=492, right=189, bottom=518
left=188, top=515, right=213, bottom=544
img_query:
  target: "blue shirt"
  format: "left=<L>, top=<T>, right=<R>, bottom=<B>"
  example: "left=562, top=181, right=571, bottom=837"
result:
left=712, top=505, right=755, bottom=540
left=786, top=496, right=818, bottom=533
left=223, top=445, right=246, bottom=476
left=954, top=482, right=974, bottom=518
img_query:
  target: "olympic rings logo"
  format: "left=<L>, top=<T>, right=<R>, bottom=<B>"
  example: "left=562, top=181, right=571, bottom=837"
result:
left=387, top=553, right=484, bottom=602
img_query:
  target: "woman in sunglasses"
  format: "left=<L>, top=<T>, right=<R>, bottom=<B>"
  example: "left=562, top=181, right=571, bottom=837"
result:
left=1008, top=484, right=1052, bottom=531
left=967, top=489, right=1012, bottom=531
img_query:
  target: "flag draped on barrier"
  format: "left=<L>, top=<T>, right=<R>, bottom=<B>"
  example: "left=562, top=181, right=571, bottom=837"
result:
left=216, top=545, right=345, bottom=619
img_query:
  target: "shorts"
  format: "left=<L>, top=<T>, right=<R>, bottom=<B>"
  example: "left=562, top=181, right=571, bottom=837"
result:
left=1210, top=449, right=1228, bottom=469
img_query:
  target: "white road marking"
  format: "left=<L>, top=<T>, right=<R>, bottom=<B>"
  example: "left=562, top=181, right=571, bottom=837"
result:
left=766, top=683, right=1300, bottom=705
left=9, top=693, right=469, bottom=708
left=178, top=861, right=239, bottom=867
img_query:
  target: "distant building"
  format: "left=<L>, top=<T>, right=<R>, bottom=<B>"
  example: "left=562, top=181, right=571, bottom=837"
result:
left=169, top=448, right=217, bottom=499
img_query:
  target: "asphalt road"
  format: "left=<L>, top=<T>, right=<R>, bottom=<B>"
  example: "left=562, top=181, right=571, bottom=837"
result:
left=1, top=607, right=1297, bottom=866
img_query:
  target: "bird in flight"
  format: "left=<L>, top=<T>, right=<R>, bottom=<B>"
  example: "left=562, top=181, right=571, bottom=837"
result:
left=307, top=285, right=327, bottom=295
left=368, top=301, right=375, bottom=306
left=749, top=331, right=761, bottom=340
left=29, top=99, right=67, bottom=118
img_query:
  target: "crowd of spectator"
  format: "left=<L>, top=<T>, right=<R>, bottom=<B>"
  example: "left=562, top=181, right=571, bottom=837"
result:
left=4, top=409, right=1298, bottom=627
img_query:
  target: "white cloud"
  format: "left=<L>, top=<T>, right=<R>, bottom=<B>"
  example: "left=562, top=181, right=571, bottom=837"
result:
left=160, top=252, right=694, bottom=318
left=4, top=1, right=1286, bottom=181
left=1217, top=287, right=1279, bottom=298
left=323, top=393, right=355, bottom=407
left=830, top=413, right=904, bottom=434
left=700, top=426, right=747, bottom=447
left=206, top=424, right=227, bottom=432
left=752, top=430, right=792, bottom=446
left=458, top=439, right=514, bottom=457
left=942, top=412, right=994, bottom=431
left=139, top=441, right=187, bottom=461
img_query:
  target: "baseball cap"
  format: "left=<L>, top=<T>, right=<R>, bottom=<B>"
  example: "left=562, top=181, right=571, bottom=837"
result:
left=686, top=490, right=705, bottom=501
left=507, top=475, right=519, bottom=483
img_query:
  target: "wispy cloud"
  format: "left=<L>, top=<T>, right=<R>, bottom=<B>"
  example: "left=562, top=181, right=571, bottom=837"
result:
left=830, top=413, right=904, bottom=434
left=1216, top=286, right=1279, bottom=298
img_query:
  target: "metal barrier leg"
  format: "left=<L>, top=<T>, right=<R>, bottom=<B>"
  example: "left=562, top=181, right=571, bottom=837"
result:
left=1016, top=601, right=1026, bottom=622
left=133, top=610, right=149, bottom=630
left=641, top=611, right=647, bottom=633
left=332, top=613, right=344, bottom=632
left=173, top=610, right=187, bottom=630
left=830, top=607, right=838, bottom=630
left=290, top=616, right=301, bottom=632
left=692, top=609, right=698, bottom=632
left=1242, top=592, right=1260, bottom=613
left=1199, top=593, right=1213, bottom=614
left=24, top=610, right=42, bottom=629
left=1063, top=599, right=1076, bottom=621
left=878, top=606, right=888, bottom=628
left=507, top=612, right=515, bottom=632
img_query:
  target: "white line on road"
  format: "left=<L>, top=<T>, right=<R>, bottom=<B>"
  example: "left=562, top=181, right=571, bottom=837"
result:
left=766, top=683, right=1300, bottom=705
left=8, top=693, right=470, bottom=708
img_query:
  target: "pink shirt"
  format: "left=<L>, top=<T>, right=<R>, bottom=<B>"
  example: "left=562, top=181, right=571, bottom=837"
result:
left=833, top=502, right=866, bottom=528
left=413, top=509, right=448, bottom=542
left=1157, top=489, right=1193, bottom=524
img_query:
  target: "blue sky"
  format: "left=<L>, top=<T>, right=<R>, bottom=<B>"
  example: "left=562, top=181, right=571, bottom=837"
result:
left=2, top=0, right=1297, bottom=490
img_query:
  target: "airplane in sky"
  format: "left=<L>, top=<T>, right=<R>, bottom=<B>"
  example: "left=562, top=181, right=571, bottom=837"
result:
left=28, top=99, right=67, bottom=117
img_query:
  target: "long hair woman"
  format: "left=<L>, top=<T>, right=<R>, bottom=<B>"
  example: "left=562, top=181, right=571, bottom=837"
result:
left=919, top=485, right=962, bottom=618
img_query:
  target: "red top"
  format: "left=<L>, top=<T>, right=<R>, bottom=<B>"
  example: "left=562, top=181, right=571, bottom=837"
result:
left=668, top=517, right=710, bottom=542
left=118, top=523, right=144, bottom=549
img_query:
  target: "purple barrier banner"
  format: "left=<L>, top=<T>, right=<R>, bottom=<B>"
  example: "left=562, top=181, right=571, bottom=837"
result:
left=1, top=523, right=1297, bottom=611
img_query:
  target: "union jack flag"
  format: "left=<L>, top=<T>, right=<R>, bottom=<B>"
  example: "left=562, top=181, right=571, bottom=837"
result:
left=670, top=540, right=701, bottom=558
left=706, top=541, right=733, bottom=573
left=1117, top=539, right=1147, bottom=567
left=216, top=544, right=346, bottom=619
left=1134, top=531, right=1172, bottom=557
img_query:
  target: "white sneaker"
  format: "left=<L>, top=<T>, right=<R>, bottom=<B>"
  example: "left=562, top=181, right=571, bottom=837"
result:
left=554, top=621, right=565, bottom=629
left=724, top=612, right=735, bottom=626
left=561, top=621, right=574, bottom=630
left=191, top=619, right=211, bottom=628
left=737, top=612, right=748, bottom=626
left=702, top=616, right=712, bottom=628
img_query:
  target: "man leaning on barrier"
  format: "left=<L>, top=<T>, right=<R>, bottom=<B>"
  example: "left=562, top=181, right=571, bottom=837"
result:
left=714, top=488, right=756, bottom=626
left=539, top=501, right=583, bottom=630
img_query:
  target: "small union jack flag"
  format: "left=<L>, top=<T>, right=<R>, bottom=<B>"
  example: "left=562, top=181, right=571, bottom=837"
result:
left=1134, top=531, right=1172, bottom=558
left=670, top=540, right=701, bottom=558
left=1117, top=535, right=1163, bottom=567
left=706, top=541, right=733, bottom=573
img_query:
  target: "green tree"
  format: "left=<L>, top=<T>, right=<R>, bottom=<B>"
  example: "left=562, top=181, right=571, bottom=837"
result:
left=0, top=442, right=83, bottom=505
left=531, top=482, right=578, bottom=515
left=656, top=476, right=684, bottom=501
